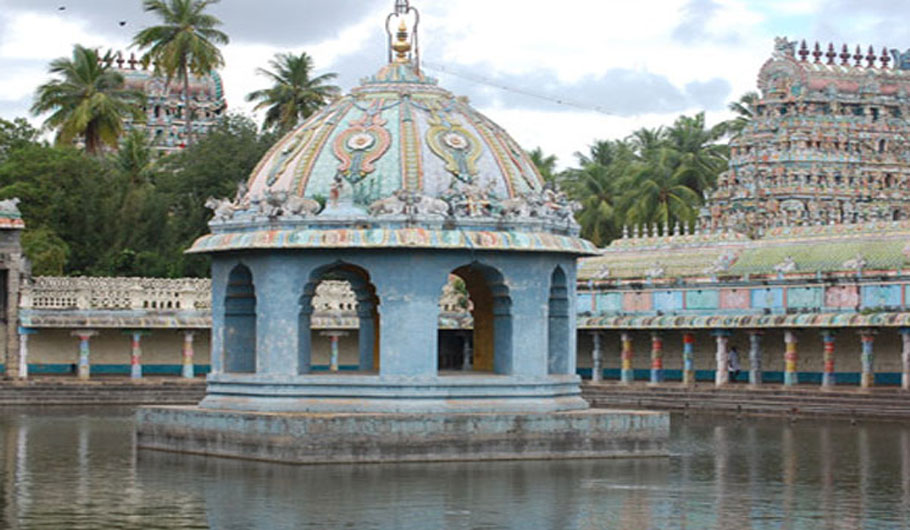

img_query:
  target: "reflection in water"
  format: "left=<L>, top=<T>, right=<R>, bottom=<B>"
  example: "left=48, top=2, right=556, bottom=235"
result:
left=0, top=408, right=909, bottom=528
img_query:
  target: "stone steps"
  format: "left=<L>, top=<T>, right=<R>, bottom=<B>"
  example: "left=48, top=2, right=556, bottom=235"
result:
left=582, top=383, right=910, bottom=420
left=0, top=379, right=205, bottom=405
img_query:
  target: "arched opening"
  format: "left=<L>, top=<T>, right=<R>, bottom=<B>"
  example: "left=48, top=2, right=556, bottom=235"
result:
left=437, top=275, right=472, bottom=371
left=299, top=263, right=379, bottom=374
left=548, top=266, right=570, bottom=374
left=440, top=263, right=511, bottom=375
left=224, top=265, right=256, bottom=373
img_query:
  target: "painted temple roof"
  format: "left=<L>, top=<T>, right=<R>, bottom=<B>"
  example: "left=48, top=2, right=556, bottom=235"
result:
left=578, top=221, right=910, bottom=281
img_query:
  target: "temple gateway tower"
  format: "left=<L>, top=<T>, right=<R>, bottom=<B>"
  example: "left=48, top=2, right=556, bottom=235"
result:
left=137, top=2, right=668, bottom=463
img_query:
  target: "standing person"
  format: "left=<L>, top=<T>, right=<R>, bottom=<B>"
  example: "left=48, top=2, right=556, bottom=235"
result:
left=728, top=346, right=741, bottom=383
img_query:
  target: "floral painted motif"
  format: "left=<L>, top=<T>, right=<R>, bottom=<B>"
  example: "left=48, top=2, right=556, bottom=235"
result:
left=426, top=109, right=483, bottom=182
left=333, top=110, right=392, bottom=184
left=825, top=285, right=860, bottom=307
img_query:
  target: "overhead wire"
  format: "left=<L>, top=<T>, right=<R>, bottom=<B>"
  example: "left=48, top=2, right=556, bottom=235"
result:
left=421, top=60, right=619, bottom=117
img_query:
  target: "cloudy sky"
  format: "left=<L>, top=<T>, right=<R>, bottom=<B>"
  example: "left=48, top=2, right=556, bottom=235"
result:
left=0, top=0, right=907, bottom=167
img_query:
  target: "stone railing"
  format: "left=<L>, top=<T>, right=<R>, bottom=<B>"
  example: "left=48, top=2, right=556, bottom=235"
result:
left=20, top=276, right=471, bottom=328
left=21, top=277, right=212, bottom=312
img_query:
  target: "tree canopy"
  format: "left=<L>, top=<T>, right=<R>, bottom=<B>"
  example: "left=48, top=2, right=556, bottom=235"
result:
left=555, top=111, right=729, bottom=247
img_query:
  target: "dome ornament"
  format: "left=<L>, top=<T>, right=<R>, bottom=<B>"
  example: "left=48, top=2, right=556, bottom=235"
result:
left=386, top=0, right=420, bottom=69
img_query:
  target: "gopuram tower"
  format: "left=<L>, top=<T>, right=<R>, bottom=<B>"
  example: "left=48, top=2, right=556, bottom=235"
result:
left=707, top=38, right=910, bottom=236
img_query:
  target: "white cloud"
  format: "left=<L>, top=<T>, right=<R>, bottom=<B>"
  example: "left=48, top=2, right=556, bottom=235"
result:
left=0, top=11, right=128, bottom=60
left=0, top=0, right=897, bottom=165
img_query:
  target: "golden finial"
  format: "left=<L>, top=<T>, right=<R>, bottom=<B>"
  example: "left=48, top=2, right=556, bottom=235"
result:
left=386, top=1, right=420, bottom=68
left=392, top=19, right=412, bottom=61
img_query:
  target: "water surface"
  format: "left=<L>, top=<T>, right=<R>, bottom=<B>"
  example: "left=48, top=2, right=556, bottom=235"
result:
left=1, top=408, right=908, bottom=529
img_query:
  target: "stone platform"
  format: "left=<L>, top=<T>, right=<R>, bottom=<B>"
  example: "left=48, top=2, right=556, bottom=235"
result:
left=135, top=406, right=669, bottom=464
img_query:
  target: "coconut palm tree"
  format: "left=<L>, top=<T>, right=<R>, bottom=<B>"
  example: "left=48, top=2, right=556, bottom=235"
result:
left=561, top=140, right=634, bottom=246
left=527, top=147, right=558, bottom=184
left=664, top=112, right=728, bottom=196
left=31, top=45, right=142, bottom=155
left=132, top=0, right=229, bottom=146
left=618, top=147, right=701, bottom=230
left=719, top=91, right=759, bottom=137
left=246, top=52, right=340, bottom=133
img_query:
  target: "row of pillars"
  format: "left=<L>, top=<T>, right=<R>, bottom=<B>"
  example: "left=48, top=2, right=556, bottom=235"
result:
left=17, top=328, right=198, bottom=380
left=590, top=328, right=910, bottom=389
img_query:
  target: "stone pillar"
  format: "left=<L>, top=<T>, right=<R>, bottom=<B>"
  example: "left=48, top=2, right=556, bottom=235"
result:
left=784, top=330, right=798, bottom=386
left=748, top=331, right=763, bottom=386
left=620, top=332, right=633, bottom=384
left=859, top=329, right=876, bottom=389
left=356, top=301, right=376, bottom=372
left=821, top=330, right=836, bottom=388
left=901, top=328, right=910, bottom=391
left=71, top=331, right=98, bottom=381
left=182, top=331, right=196, bottom=379
left=713, top=330, right=730, bottom=386
left=591, top=331, right=603, bottom=382
left=461, top=333, right=472, bottom=372
left=321, top=331, right=347, bottom=372
left=650, top=332, right=664, bottom=384
left=16, top=327, right=37, bottom=380
left=682, top=332, right=696, bottom=385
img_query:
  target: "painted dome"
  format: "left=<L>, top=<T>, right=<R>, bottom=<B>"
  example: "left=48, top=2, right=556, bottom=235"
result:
left=190, top=22, right=593, bottom=256
left=246, top=62, right=545, bottom=208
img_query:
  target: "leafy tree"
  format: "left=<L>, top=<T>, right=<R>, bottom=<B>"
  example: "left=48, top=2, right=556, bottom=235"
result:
left=0, top=144, right=122, bottom=274
left=133, top=0, right=229, bottom=146
left=528, top=147, right=558, bottom=184
left=31, top=45, right=142, bottom=155
left=0, top=118, right=40, bottom=162
left=155, top=114, right=276, bottom=276
left=246, top=52, right=340, bottom=133
left=21, top=227, right=69, bottom=276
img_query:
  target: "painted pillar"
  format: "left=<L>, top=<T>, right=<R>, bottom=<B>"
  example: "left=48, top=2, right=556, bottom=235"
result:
left=682, top=332, right=695, bottom=385
left=321, top=331, right=347, bottom=372
left=859, top=329, right=876, bottom=389
left=71, top=331, right=98, bottom=381
left=591, top=331, right=603, bottom=382
left=748, top=331, right=763, bottom=386
left=127, top=331, right=148, bottom=379
left=821, top=330, right=836, bottom=388
left=182, top=331, right=196, bottom=379
left=713, top=330, right=730, bottom=386
left=16, top=327, right=37, bottom=380
left=620, top=332, right=634, bottom=384
left=650, top=332, right=664, bottom=384
left=784, top=330, right=798, bottom=386
left=900, top=328, right=910, bottom=391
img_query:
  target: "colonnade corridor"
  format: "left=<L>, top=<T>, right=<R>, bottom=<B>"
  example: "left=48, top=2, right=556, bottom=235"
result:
left=581, top=327, right=910, bottom=389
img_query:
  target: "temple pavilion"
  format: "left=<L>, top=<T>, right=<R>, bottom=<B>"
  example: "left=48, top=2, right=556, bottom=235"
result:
left=135, top=1, right=668, bottom=463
